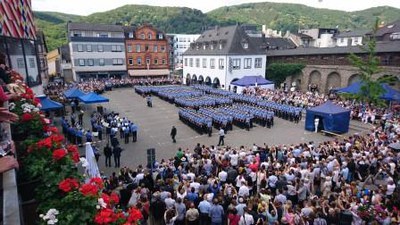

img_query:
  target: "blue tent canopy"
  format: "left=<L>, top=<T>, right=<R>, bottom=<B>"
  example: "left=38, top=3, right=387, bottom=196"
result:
left=78, top=92, right=109, bottom=104
left=333, top=81, right=400, bottom=101
left=231, top=76, right=274, bottom=87
left=38, top=96, right=63, bottom=111
left=64, top=88, right=85, bottom=99
left=305, top=101, right=351, bottom=134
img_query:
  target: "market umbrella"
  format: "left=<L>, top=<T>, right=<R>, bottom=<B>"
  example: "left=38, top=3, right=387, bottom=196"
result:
left=84, top=142, right=100, bottom=179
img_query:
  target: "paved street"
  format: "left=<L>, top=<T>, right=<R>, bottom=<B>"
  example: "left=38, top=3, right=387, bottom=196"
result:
left=78, top=88, right=371, bottom=175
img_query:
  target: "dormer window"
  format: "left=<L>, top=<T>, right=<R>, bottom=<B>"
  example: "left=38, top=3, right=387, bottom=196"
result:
left=203, top=45, right=206, bottom=50
left=219, top=43, right=223, bottom=50
left=158, top=33, right=164, bottom=39
left=140, top=33, right=145, bottom=40
left=243, top=42, right=249, bottom=49
left=210, top=44, right=214, bottom=50
left=148, top=33, right=152, bottom=40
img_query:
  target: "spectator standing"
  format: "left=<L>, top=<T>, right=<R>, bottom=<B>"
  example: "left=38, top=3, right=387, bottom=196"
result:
left=217, top=128, right=225, bottom=146
left=103, top=144, right=112, bottom=167
left=174, top=197, right=186, bottom=225
left=170, top=126, right=177, bottom=143
left=186, top=202, right=199, bottom=225
left=209, top=198, right=224, bottom=225
left=112, top=145, right=122, bottom=168
left=150, top=194, right=166, bottom=225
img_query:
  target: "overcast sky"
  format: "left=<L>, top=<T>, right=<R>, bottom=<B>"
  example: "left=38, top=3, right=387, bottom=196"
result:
left=33, top=0, right=400, bottom=15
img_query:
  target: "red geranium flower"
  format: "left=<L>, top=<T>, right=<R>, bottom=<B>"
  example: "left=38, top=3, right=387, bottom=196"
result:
left=52, top=149, right=67, bottom=161
left=79, top=183, right=99, bottom=196
left=90, top=177, right=104, bottom=189
left=21, top=113, right=33, bottom=122
left=37, top=137, right=52, bottom=149
left=94, top=208, right=118, bottom=224
left=71, top=151, right=80, bottom=163
left=59, top=178, right=80, bottom=193
left=126, top=207, right=143, bottom=222
left=66, top=144, right=78, bottom=153
left=44, top=126, right=59, bottom=133
left=110, top=192, right=120, bottom=205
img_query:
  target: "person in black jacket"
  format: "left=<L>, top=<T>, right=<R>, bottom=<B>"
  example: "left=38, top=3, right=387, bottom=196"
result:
left=104, top=144, right=112, bottom=167
left=150, top=194, right=166, bottom=225
left=113, top=145, right=122, bottom=168
left=170, top=126, right=177, bottom=143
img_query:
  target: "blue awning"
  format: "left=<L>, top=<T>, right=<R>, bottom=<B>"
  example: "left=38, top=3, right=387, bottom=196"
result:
left=78, top=92, right=109, bottom=104
left=333, top=81, right=400, bottom=101
left=38, top=96, right=63, bottom=111
left=64, top=88, right=85, bottom=99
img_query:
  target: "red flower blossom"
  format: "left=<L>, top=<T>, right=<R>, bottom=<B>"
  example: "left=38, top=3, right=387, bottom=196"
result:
left=79, top=183, right=99, bottom=196
left=37, top=137, right=52, bottom=149
left=71, top=151, right=80, bottom=163
left=21, top=113, right=33, bottom=122
left=94, top=208, right=118, bottom=224
left=52, top=149, right=67, bottom=161
left=66, top=144, right=78, bottom=153
left=50, top=134, right=64, bottom=145
left=110, top=192, right=120, bottom=205
left=126, top=207, right=143, bottom=222
left=90, top=177, right=104, bottom=189
left=44, top=126, right=59, bottom=133
left=59, top=178, right=80, bottom=193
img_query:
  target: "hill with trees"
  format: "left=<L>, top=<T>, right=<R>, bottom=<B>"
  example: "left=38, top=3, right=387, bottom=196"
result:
left=34, top=2, right=400, bottom=51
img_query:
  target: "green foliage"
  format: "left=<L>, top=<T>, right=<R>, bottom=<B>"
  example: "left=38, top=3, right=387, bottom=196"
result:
left=266, top=63, right=305, bottom=86
left=347, top=19, right=386, bottom=106
left=34, top=3, right=400, bottom=51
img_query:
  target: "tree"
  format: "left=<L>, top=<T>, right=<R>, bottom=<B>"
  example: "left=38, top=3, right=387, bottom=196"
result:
left=266, top=63, right=305, bottom=87
left=348, top=18, right=385, bottom=106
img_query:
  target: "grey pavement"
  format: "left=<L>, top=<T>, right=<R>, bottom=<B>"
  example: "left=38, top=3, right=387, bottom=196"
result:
left=76, top=88, right=372, bottom=176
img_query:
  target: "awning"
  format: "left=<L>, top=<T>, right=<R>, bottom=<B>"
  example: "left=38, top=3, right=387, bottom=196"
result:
left=128, top=69, right=170, bottom=77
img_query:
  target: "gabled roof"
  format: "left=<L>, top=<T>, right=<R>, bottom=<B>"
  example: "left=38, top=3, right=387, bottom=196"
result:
left=184, top=25, right=266, bottom=56
left=267, top=41, right=400, bottom=56
left=375, top=20, right=400, bottom=37
left=68, top=22, right=124, bottom=32
left=335, top=30, right=369, bottom=38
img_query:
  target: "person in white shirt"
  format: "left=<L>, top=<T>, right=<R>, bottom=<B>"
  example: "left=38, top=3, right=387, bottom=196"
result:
left=239, top=208, right=254, bottom=225
left=238, top=181, right=250, bottom=198
left=229, top=150, right=239, bottom=167
left=386, top=180, right=396, bottom=196
left=218, top=169, right=228, bottom=183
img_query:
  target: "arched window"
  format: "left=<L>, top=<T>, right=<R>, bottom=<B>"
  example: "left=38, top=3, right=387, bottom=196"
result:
left=148, top=33, right=152, bottom=40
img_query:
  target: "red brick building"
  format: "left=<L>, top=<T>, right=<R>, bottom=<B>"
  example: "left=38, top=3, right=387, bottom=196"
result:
left=125, top=24, right=169, bottom=77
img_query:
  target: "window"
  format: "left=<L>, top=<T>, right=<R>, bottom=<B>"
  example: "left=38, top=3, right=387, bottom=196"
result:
left=148, top=33, right=152, bottom=40
left=162, top=59, right=166, bottom=65
left=77, top=44, right=83, bottom=52
left=29, top=58, right=35, bottom=68
left=141, top=33, right=145, bottom=40
left=137, top=57, right=142, bottom=65
left=111, top=45, right=117, bottom=52
left=128, top=32, right=134, bottom=38
left=244, top=58, right=252, bottom=69
left=154, top=59, right=158, bottom=65
left=243, top=42, right=248, bottom=49
left=189, top=58, right=193, bottom=67
left=195, top=58, right=200, bottom=68
left=78, top=59, right=85, bottom=66
left=86, top=45, right=92, bottom=52
left=232, top=59, right=241, bottom=70
left=354, top=37, right=359, bottom=44
left=116, top=45, right=122, bottom=52
left=98, top=32, right=108, bottom=38
left=210, top=44, right=214, bottom=50
left=112, top=58, right=123, bottom=65
left=203, top=45, right=206, bottom=50
left=87, top=59, right=94, bottom=66
left=184, top=58, right=188, bottom=66
left=255, top=58, right=262, bottom=68
left=158, top=33, right=164, bottom=39
left=145, top=45, right=149, bottom=51
left=73, top=31, right=82, bottom=37
left=146, top=58, right=150, bottom=65
left=340, top=38, right=345, bottom=43
left=97, top=45, right=103, bottom=52
left=128, top=58, right=133, bottom=65
left=219, top=44, right=223, bottom=50
left=219, top=59, right=224, bottom=69
left=210, top=59, right=215, bottom=69
left=99, top=59, right=105, bottom=66
left=153, top=45, right=158, bottom=52
left=17, top=58, right=24, bottom=68
left=161, top=46, right=166, bottom=52
left=136, top=44, right=141, bottom=52
left=127, top=45, right=132, bottom=53
left=202, top=58, right=207, bottom=68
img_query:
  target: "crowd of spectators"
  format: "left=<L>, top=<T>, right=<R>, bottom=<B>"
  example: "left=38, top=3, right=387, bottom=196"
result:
left=98, top=115, right=400, bottom=225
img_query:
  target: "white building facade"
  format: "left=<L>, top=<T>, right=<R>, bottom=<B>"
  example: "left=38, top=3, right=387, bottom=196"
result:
left=183, top=25, right=267, bottom=90
left=334, top=30, right=367, bottom=47
left=168, top=34, right=200, bottom=70
left=67, top=22, right=127, bottom=81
